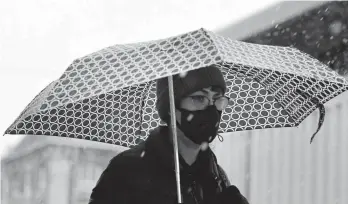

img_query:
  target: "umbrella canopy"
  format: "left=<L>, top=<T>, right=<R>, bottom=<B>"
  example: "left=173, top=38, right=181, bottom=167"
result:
left=5, top=28, right=348, bottom=147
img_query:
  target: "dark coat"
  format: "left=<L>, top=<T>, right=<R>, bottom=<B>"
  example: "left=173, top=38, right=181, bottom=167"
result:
left=88, top=126, right=244, bottom=204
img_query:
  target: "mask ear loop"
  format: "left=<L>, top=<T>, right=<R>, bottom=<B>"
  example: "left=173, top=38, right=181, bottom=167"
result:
left=217, top=133, right=224, bottom=142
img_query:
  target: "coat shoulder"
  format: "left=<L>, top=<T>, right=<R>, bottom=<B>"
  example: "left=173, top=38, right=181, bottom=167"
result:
left=108, top=142, right=148, bottom=171
left=217, top=165, right=231, bottom=186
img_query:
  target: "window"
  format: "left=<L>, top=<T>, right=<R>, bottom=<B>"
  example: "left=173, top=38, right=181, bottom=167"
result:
left=94, top=166, right=103, bottom=181
left=24, top=171, right=31, bottom=198
left=78, top=162, right=103, bottom=182
left=2, top=175, right=9, bottom=202
left=11, top=172, right=23, bottom=198
left=37, top=166, right=47, bottom=194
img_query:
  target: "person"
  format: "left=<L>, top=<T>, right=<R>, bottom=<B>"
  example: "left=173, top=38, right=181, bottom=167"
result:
left=88, top=65, right=249, bottom=204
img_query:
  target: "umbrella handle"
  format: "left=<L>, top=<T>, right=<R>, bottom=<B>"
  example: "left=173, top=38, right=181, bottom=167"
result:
left=167, top=76, right=183, bottom=203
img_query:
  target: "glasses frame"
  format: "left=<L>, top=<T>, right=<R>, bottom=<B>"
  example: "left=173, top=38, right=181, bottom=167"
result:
left=182, top=95, right=230, bottom=111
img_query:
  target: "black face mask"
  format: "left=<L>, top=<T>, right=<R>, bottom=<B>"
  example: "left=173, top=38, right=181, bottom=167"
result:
left=177, top=105, right=222, bottom=145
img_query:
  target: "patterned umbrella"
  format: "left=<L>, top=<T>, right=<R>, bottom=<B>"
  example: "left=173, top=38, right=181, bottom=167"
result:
left=5, top=28, right=348, bottom=202
left=5, top=28, right=348, bottom=147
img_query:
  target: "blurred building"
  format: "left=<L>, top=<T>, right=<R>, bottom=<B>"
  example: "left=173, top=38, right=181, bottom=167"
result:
left=1, top=135, right=125, bottom=204
left=214, top=1, right=348, bottom=204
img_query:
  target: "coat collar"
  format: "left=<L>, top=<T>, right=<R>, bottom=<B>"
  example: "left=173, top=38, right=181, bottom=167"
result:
left=144, top=126, right=217, bottom=175
left=143, top=126, right=229, bottom=203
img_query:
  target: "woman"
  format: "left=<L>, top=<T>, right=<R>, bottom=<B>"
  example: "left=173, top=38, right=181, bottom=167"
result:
left=88, top=66, right=249, bottom=204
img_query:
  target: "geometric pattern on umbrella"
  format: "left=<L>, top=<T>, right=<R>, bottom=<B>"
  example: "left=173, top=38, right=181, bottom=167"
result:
left=5, top=28, right=348, bottom=147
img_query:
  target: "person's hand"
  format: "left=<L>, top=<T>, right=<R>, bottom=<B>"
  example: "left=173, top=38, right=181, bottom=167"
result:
left=215, top=185, right=249, bottom=204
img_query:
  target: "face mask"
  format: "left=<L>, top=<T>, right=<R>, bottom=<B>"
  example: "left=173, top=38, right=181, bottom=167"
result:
left=177, top=105, right=222, bottom=144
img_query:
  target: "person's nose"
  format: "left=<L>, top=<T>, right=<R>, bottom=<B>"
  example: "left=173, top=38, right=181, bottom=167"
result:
left=208, top=97, right=214, bottom=106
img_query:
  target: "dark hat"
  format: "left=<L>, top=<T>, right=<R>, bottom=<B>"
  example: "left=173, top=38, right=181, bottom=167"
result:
left=155, top=65, right=226, bottom=122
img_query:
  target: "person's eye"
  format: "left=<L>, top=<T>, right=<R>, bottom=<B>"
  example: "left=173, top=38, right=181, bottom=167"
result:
left=191, top=95, right=206, bottom=102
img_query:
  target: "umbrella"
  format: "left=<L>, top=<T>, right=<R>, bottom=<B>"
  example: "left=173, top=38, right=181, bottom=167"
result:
left=4, top=28, right=348, bottom=202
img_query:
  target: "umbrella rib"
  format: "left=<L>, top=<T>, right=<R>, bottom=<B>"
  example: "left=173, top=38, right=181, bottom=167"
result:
left=244, top=72, right=297, bottom=126
left=224, top=63, right=297, bottom=126
left=138, top=83, right=151, bottom=138
left=201, top=28, right=223, bottom=62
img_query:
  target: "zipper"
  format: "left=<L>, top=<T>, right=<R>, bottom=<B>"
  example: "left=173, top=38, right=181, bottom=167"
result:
left=190, top=180, right=199, bottom=204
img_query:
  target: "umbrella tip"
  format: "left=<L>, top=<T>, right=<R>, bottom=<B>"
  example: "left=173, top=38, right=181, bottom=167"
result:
left=310, top=136, right=315, bottom=144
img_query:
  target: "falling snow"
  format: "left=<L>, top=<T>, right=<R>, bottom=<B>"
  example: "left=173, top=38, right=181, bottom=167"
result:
left=200, top=142, right=209, bottom=151
left=179, top=71, right=188, bottom=78
left=140, top=151, right=146, bottom=157
left=329, top=20, right=343, bottom=35
left=186, top=114, right=194, bottom=122
left=187, top=187, right=192, bottom=193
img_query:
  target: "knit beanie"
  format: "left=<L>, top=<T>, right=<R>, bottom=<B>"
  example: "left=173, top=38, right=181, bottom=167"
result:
left=155, top=65, right=227, bottom=122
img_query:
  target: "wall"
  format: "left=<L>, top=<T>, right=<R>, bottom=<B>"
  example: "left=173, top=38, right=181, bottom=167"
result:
left=1, top=141, right=120, bottom=204
left=212, top=92, right=348, bottom=204
left=1, top=147, right=50, bottom=204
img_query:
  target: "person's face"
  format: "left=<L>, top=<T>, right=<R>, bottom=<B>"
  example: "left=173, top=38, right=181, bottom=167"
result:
left=175, top=86, right=225, bottom=123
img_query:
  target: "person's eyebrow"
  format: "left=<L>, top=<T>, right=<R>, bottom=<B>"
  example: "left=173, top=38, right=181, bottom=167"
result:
left=190, top=90, right=205, bottom=96
left=213, top=92, right=223, bottom=97
left=211, top=87, right=223, bottom=96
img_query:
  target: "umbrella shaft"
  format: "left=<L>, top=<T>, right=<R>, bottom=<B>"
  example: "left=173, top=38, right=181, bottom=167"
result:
left=168, top=75, right=183, bottom=203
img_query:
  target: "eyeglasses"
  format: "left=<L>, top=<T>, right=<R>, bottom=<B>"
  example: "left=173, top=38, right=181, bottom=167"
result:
left=180, top=95, right=230, bottom=111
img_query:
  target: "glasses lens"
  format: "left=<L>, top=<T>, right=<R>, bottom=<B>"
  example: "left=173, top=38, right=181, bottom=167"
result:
left=215, top=97, right=229, bottom=110
left=182, top=96, right=229, bottom=111
left=190, top=96, right=209, bottom=110
left=181, top=96, right=208, bottom=111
